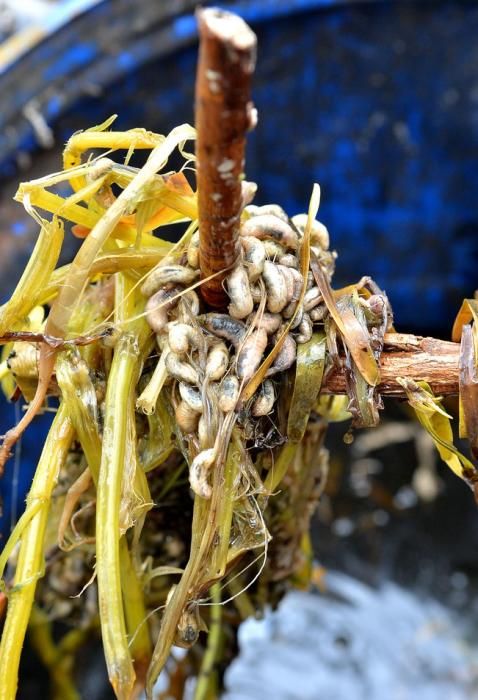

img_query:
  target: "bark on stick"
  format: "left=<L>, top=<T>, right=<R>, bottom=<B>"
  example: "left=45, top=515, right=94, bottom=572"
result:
left=324, top=333, right=460, bottom=398
left=195, top=8, right=257, bottom=308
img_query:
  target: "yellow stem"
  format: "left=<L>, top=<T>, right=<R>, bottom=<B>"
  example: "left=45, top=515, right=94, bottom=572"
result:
left=194, top=584, right=222, bottom=700
left=38, top=248, right=169, bottom=306
left=29, top=606, right=83, bottom=700
left=119, top=539, right=152, bottom=687
left=0, top=217, right=63, bottom=335
left=0, top=405, right=74, bottom=700
left=96, top=333, right=138, bottom=699
left=96, top=276, right=151, bottom=699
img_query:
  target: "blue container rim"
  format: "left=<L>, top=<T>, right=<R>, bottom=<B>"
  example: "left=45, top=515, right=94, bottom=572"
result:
left=0, top=0, right=396, bottom=77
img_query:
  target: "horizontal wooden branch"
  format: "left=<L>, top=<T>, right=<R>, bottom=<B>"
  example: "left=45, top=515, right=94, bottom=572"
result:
left=323, top=333, right=459, bottom=397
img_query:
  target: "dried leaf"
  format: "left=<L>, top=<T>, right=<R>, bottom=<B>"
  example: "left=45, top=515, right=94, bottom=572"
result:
left=310, top=256, right=380, bottom=387
left=341, top=293, right=383, bottom=427
left=452, top=299, right=478, bottom=343
left=164, top=171, right=195, bottom=196
left=397, top=377, right=476, bottom=484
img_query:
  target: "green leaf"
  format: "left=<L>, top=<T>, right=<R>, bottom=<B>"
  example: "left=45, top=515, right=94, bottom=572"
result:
left=287, top=332, right=326, bottom=442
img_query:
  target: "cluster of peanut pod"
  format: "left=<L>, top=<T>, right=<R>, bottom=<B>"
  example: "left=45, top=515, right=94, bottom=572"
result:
left=142, top=204, right=336, bottom=499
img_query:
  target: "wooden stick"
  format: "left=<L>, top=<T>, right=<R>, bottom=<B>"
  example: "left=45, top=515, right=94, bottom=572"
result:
left=193, top=10, right=460, bottom=400
left=324, top=333, right=460, bottom=397
left=195, top=8, right=257, bottom=308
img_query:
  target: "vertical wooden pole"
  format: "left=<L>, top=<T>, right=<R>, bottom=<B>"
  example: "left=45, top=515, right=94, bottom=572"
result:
left=195, top=8, right=257, bottom=308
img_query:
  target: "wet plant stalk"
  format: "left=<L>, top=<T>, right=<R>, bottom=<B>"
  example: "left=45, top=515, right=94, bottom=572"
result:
left=0, top=125, right=195, bottom=472
left=136, top=346, right=168, bottom=414
left=212, top=433, right=240, bottom=576
left=96, top=332, right=139, bottom=698
left=0, top=217, right=63, bottom=335
left=0, top=405, right=74, bottom=700
left=146, top=417, right=237, bottom=697
left=96, top=273, right=151, bottom=699
left=55, top=352, right=102, bottom=484
left=119, top=538, right=152, bottom=689
left=29, top=605, right=88, bottom=700
left=194, top=583, right=222, bottom=700
left=57, top=340, right=152, bottom=688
